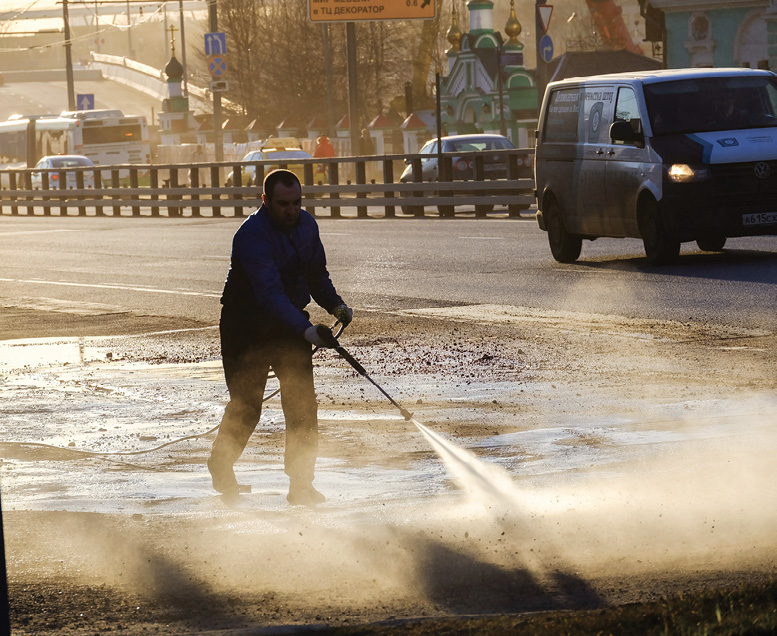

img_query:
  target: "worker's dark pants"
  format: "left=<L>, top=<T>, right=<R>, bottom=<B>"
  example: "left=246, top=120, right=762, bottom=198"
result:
left=210, top=312, right=318, bottom=485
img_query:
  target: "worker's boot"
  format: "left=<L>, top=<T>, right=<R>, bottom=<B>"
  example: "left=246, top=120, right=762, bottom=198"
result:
left=286, top=479, right=326, bottom=506
left=208, top=434, right=251, bottom=496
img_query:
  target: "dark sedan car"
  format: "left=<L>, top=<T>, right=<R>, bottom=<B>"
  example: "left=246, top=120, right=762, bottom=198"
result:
left=399, top=133, right=531, bottom=214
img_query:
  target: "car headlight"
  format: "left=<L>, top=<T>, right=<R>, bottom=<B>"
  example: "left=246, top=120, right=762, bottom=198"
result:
left=666, top=164, right=711, bottom=183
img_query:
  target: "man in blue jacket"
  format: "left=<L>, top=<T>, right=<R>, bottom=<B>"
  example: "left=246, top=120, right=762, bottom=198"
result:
left=208, top=169, right=353, bottom=505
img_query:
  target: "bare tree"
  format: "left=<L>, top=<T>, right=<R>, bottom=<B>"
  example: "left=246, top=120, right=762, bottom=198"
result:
left=217, top=0, right=456, bottom=132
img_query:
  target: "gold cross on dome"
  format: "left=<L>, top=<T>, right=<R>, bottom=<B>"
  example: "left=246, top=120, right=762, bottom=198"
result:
left=169, top=24, right=178, bottom=57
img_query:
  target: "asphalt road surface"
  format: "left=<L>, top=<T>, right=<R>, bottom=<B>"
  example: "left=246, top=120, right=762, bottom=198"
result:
left=0, top=214, right=775, bottom=334
left=0, top=79, right=164, bottom=123
left=1, top=213, right=776, bottom=634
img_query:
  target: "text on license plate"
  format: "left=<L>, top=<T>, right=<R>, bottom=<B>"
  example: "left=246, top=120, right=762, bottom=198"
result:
left=742, top=212, right=777, bottom=226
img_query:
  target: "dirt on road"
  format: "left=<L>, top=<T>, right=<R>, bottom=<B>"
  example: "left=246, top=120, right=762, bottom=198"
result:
left=1, top=303, right=776, bottom=635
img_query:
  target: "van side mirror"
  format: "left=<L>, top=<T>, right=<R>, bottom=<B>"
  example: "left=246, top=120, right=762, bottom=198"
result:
left=610, top=119, right=645, bottom=148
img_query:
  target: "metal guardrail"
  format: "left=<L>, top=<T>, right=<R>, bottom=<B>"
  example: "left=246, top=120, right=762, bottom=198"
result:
left=0, top=150, right=535, bottom=219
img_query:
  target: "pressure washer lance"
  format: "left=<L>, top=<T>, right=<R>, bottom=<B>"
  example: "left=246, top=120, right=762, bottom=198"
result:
left=314, top=325, right=414, bottom=421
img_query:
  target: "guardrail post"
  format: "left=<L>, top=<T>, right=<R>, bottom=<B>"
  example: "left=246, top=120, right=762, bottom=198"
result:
left=411, top=158, right=424, bottom=217
left=41, top=171, right=51, bottom=216
left=9, top=172, right=18, bottom=216
left=211, top=166, right=221, bottom=217
left=190, top=167, right=200, bottom=218
left=76, top=170, right=86, bottom=216
left=356, top=160, right=367, bottom=218
left=58, top=169, right=68, bottom=216
left=439, top=156, right=454, bottom=217
left=130, top=168, right=139, bottom=217
left=474, top=155, right=487, bottom=218
left=111, top=169, right=121, bottom=216
left=23, top=170, right=34, bottom=216
left=329, top=162, right=340, bottom=218
left=231, top=165, right=243, bottom=217
left=168, top=168, right=180, bottom=217
left=94, top=168, right=104, bottom=216
left=383, top=159, right=395, bottom=218
left=150, top=168, right=159, bottom=217
left=303, top=163, right=315, bottom=216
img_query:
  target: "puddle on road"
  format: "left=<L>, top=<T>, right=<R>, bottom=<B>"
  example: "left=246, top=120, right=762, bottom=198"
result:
left=1, top=335, right=775, bottom=524
left=0, top=337, right=105, bottom=370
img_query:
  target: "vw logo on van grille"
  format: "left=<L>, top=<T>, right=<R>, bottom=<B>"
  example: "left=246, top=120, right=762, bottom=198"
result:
left=754, top=162, right=771, bottom=179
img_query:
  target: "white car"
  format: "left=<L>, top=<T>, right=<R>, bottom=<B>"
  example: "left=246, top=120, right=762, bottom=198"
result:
left=31, top=155, right=96, bottom=189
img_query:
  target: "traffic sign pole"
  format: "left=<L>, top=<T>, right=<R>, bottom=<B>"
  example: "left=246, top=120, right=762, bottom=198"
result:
left=63, top=0, right=76, bottom=111
left=535, top=0, right=549, bottom=110
left=207, top=6, right=223, bottom=163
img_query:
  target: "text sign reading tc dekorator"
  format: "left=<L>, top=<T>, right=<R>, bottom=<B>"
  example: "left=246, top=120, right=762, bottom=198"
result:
left=308, top=0, right=436, bottom=22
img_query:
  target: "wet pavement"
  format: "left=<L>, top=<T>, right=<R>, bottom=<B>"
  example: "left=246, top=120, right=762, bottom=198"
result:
left=1, top=306, right=776, bottom=634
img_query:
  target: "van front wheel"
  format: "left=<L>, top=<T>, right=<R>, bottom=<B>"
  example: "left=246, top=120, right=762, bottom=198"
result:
left=545, top=199, right=582, bottom=263
left=639, top=198, right=680, bottom=265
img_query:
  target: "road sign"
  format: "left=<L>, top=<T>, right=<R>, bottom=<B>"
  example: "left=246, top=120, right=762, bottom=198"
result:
left=209, top=80, right=229, bottom=93
left=208, top=55, right=227, bottom=78
left=538, top=4, right=553, bottom=33
left=540, top=34, right=554, bottom=63
left=204, top=31, right=227, bottom=56
left=76, top=94, right=94, bottom=110
left=308, top=0, right=436, bottom=22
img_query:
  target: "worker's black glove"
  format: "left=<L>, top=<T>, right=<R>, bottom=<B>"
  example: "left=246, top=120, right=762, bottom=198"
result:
left=331, top=303, right=353, bottom=327
left=304, top=324, right=339, bottom=349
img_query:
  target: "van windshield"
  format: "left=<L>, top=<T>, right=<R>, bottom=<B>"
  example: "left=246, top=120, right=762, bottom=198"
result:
left=644, top=76, right=777, bottom=135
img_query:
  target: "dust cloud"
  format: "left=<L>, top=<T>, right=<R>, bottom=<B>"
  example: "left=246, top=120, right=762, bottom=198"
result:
left=10, top=398, right=775, bottom=620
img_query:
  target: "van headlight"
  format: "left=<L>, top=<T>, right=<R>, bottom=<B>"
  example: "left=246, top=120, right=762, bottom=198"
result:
left=666, top=164, right=711, bottom=183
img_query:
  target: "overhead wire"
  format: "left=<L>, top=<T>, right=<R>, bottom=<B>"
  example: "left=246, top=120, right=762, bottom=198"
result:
left=0, top=2, right=169, bottom=53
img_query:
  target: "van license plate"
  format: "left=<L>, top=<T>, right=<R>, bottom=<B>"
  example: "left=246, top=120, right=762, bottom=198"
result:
left=742, top=212, right=777, bottom=226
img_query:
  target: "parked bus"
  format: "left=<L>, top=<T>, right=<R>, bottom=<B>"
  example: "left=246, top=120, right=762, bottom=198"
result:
left=0, top=109, right=151, bottom=173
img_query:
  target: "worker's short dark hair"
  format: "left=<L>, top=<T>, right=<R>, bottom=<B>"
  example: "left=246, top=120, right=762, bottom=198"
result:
left=263, top=169, right=301, bottom=201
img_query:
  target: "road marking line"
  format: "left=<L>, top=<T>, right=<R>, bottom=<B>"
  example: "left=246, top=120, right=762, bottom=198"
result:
left=0, top=230, right=80, bottom=237
left=458, top=236, right=504, bottom=240
left=0, top=278, right=221, bottom=298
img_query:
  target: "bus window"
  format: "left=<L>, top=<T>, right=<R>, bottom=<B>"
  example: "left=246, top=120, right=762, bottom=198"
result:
left=82, top=124, right=143, bottom=145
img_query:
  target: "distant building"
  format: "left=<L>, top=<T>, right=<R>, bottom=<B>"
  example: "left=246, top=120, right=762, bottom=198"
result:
left=440, top=0, right=538, bottom=148
left=640, top=0, right=777, bottom=69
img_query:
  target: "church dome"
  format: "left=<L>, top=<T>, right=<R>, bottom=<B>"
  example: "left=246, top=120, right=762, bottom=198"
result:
left=165, top=55, right=183, bottom=81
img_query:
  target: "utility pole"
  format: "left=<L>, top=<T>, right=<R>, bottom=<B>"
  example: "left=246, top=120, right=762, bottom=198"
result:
left=346, top=22, right=359, bottom=155
left=322, top=23, right=334, bottom=138
left=94, top=0, right=100, bottom=54
left=178, top=0, right=188, bottom=96
left=209, top=0, right=223, bottom=162
left=125, top=0, right=135, bottom=58
left=63, top=0, right=76, bottom=110
left=163, top=2, right=169, bottom=59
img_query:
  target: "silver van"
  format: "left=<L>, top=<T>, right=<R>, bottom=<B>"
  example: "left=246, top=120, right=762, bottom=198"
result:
left=534, top=68, right=777, bottom=264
